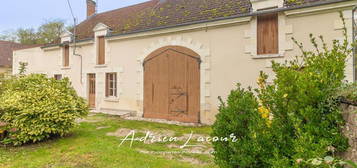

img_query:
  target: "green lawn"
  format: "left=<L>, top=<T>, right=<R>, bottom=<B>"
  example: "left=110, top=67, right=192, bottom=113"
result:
left=0, top=114, right=217, bottom=168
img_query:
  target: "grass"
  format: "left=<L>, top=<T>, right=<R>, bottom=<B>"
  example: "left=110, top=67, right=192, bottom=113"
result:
left=0, top=114, right=217, bottom=168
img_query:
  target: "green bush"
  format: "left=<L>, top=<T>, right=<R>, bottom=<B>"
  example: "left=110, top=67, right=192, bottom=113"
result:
left=0, top=74, right=88, bottom=145
left=212, top=85, right=272, bottom=167
left=0, top=72, right=9, bottom=95
left=212, top=12, right=351, bottom=168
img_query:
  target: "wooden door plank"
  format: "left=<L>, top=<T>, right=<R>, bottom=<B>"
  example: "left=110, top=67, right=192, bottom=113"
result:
left=98, top=37, right=105, bottom=65
left=257, top=13, right=278, bottom=55
left=143, top=46, right=200, bottom=123
left=168, top=49, right=188, bottom=119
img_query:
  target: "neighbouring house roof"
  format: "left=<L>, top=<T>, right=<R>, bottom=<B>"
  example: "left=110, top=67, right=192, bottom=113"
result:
left=0, top=41, right=42, bottom=67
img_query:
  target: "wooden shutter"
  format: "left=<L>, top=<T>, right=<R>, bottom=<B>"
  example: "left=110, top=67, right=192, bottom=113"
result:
left=98, top=36, right=105, bottom=65
left=257, top=13, right=278, bottom=55
left=63, top=45, right=69, bottom=67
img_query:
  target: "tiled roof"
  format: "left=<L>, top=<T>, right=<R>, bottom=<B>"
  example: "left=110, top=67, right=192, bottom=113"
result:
left=74, top=0, right=346, bottom=40
left=75, top=0, right=252, bottom=39
left=17, top=0, right=334, bottom=48
left=0, top=41, right=41, bottom=67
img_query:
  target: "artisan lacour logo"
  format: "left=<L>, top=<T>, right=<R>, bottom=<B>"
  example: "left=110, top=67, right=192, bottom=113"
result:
left=118, top=130, right=238, bottom=149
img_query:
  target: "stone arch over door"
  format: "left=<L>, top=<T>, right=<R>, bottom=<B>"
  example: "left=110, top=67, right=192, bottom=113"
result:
left=143, top=46, right=200, bottom=123
left=137, top=36, right=211, bottom=124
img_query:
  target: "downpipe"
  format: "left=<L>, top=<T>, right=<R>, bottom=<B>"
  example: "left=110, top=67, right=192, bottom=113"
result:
left=72, top=18, right=83, bottom=85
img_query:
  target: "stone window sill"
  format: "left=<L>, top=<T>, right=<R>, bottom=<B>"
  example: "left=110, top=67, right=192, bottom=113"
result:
left=61, top=66, right=71, bottom=70
left=252, top=54, right=283, bottom=59
left=95, top=64, right=108, bottom=68
left=104, top=97, right=119, bottom=102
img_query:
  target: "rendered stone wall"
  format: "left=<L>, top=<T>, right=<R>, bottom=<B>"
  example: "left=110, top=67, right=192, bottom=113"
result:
left=340, top=104, right=357, bottom=163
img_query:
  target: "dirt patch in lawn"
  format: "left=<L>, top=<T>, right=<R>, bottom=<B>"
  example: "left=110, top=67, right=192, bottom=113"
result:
left=180, top=156, right=208, bottom=165
left=166, top=144, right=213, bottom=154
left=76, top=118, right=101, bottom=123
left=96, top=126, right=110, bottom=130
left=88, top=113, right=96, bottom=117
left=106, top=128, right=175, bottom=138
left=146, top=130, right=176, bottom=137
left=50, top=153, right=96, bottom=168
left=178, top=133, right=210, bottom=142
left=107, top=128, right=205, bottom=140
left=106, top=128, right=133, bottom=137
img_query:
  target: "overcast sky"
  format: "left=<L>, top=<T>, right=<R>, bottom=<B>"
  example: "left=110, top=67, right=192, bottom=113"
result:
left=0, top=0, right=148, bottom=33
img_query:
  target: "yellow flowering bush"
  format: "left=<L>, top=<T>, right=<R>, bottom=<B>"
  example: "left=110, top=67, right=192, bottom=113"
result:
left=258, top=106, right=272, bottom=127
left=212, top=12, right=350, bottom=168
left=212, top=84, right=272, bottom=167
left=0, top=74, right=88, bottom=145
left=257, top=73, right=273, bottom=126
left=257, top=106, right=269, bottom=119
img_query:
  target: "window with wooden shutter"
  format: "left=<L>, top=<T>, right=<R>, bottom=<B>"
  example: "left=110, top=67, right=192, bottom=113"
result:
left=63, top=45, right=69, bottom=67
left=105, top=73, right=117, bottom=97
left=257, top=13, right=278, bottom=55
left=98, top=36, right=105, bottom=65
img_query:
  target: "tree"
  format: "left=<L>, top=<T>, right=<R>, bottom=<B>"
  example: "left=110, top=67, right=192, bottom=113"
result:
left=16, top=28, right=38, bottom=45
left=37, top=19, right=65, bottom=44
left=0, top=19, right=67, bottom=45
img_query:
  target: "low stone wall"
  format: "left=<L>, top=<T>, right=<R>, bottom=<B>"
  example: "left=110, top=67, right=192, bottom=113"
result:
left=340, top=104, right=357, bottom=162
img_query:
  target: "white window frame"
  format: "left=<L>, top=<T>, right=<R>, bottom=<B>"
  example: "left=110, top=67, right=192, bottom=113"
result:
left=106, top=72, right=117, bottom=98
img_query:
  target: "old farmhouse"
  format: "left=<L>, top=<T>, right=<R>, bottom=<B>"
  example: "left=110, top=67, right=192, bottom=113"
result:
left=13, top=0, right=357, bottom=124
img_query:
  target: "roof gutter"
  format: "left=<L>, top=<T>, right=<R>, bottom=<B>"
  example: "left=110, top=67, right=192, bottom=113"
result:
left=41, top=38, right=93, bottom=49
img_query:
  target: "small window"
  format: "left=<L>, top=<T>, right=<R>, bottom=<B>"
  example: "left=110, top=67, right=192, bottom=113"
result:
left=257, top=13, right=278, bottom=55
left=105, top=73, right=117, bottom=97
left=63, top=45, right=70, bottom=67
left=98, top=36, right=105, bottom=65
left=54, top=74, right=62, bottom=80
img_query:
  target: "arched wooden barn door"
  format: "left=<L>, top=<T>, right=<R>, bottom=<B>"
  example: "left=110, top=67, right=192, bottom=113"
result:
left=143, top=46, right=200, bottom=123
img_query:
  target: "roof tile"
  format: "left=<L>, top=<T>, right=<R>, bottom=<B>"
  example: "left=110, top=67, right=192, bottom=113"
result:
left=71, top=0, right=345, bottom=41
left=75, top=0, right=252, bottom=39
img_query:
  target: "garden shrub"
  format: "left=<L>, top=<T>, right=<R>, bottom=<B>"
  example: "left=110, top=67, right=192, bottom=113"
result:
left=0, top=72, right=8, bottom=95
left=212, top=85, right=273, bottom=167
left=212, top=12, right=351, bottom=168
left=0, top=74, right=88, bottom=145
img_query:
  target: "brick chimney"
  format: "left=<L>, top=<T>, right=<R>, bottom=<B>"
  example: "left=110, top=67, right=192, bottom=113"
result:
left=87, top=0, right=96, bottom=18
